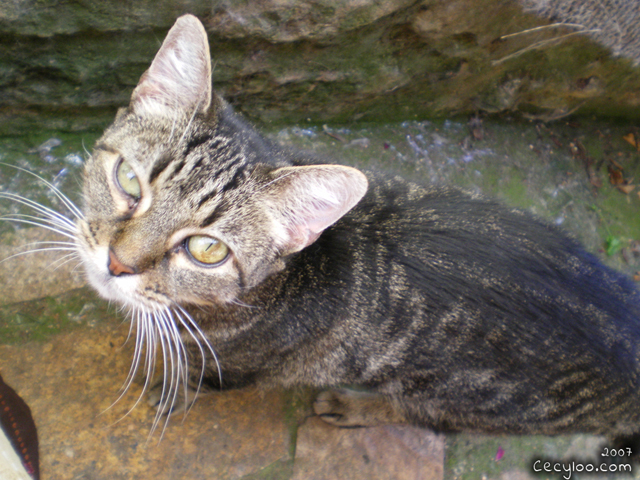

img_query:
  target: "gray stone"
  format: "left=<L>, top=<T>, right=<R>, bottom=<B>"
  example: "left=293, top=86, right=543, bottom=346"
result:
left=2, top=0, right=640, bottom=135
left=0, top=228, right=85, bottom=305
left=0, top=322, right=292, bottom=479
left=292, top=416, right=444, bottom=480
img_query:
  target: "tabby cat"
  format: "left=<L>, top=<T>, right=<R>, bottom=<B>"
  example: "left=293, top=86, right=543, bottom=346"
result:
left=26, top=14, right=640, bottom=444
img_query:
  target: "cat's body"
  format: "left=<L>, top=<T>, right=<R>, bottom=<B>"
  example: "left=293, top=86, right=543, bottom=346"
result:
left=72, top=14, right=640, bottom=444
left=187, top=172, right=640, bottom=438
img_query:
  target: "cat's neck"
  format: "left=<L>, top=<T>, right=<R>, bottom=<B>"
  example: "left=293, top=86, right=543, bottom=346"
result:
left=185, top=211, right=362, bottom=334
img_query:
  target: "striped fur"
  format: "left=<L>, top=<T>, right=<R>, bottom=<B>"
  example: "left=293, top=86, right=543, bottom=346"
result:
left=74, top=15, right=640, bottom=442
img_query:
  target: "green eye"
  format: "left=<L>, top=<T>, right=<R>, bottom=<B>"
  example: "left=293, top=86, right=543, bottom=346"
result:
left=115, top=158, right=141, bottom=199
left=186, top=235, right=229, bottom=266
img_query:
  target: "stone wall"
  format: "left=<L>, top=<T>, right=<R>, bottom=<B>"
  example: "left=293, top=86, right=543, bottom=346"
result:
left=1, top=0, right=640, bottom=135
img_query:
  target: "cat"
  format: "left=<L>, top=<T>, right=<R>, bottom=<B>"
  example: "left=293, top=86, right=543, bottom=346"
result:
left=12, top=14, right=640, bottom=446
left=519, top=0, right=640, bottom=65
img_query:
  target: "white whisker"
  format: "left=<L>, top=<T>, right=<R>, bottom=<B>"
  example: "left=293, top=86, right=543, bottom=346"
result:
left=70, top=261, right=85, bottom=274
left=49, top=253, right=82, bottom=272
left=175, top=305, right=221, bottom=392
left=0, top=162, right=84, bottom=220
left=0, top=217, right=77, bottom=240
left=81, top=140, right=91, bottom=159
left=255, top=170, right=296, bottom=194
left=229, top=298, right=257, bottom=309
left=144, top=310, right=159, bottom=392
left=164, top=309, right=192, bottom=420
left=105, top=307, right=163, bottom=425
left=1, top=213, right=76, bottom=236
left=18, top=240, right=77, bottom=248
left=104, top=309, right=149, bottom=420
left=148, top=312, right=171, bottom=434
left=168, top=113, right=178, bottom=144
left=123, top=308, right=137, bottom=345
left=0, top=192, right=78, bottom=231
left=170, top=309, right=205, bottom=416
left=151, top=310, right=184, bottom=437
left=0, top=247, right=79, bottom=265
left=130, top=310, right=156, bottom=404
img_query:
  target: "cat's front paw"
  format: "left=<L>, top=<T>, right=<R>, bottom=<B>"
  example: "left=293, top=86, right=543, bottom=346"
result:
left=314, top=388, right=406, bottom=427
left=147, top=381, right=207, bottom=416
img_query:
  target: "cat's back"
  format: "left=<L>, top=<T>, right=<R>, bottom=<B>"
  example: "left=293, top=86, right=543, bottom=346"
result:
left=314, top=174, right=640, bottom=433
left=347, top=173, right=640, bottom=320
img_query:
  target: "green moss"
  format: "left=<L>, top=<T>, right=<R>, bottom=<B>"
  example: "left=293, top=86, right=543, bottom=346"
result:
left=232, top=387, right=315, bottom=479
left=238, top=459, right=294, bottom=480
left=498, top=171, right=537, bottom=209
left=3, top=0, right=640, bottom=135
left=593, top=184, right=640, bottom=242
left=445, top=433, right=577, bottom=480
left=0, top=287, right=112, bottom=344
left=280, top=387, right=316, bottom=459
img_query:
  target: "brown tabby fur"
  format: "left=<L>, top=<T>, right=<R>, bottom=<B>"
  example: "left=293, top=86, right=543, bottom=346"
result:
left=77, top=15, right=640, bottom=445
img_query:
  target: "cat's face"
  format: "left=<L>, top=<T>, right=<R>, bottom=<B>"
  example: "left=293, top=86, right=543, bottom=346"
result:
left=76, top=15, right=368, bottom=316
left=78, top=112, right=271, bottom=311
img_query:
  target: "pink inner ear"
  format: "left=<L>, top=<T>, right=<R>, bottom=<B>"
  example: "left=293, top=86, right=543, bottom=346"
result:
left=134, top=74, right=169, bottom=106
left=285, top=224, right=321, bottom=252
left=281, top=186, right=362, bottom=252
left=268, top=165, right=368, bottom=255
left=302, top=198, right=342, bottom=232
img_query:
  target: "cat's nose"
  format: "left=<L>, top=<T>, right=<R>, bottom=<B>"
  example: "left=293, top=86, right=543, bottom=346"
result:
left=108, top=248, right=137, bottom=276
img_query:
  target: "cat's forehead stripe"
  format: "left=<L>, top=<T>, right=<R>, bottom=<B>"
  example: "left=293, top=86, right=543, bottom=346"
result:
left=183, top=154, right=246, bottom=201
left=218, top=167, right=247, bottom=195
left=167, top=159, right=186, bottom=181
left=146, top=134, right=231, bottom=186
left=197, top=186, right=219, bottom=208
left=199, top=207, right=224, bottom=228
left=183, top=132, right=213, bottom=157
left=193, top=170, right=247, bottom=222
left=149, top=153, right=174, bottom=183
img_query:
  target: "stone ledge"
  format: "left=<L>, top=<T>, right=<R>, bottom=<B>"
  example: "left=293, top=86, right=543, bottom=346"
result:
left=2, top=0, right=640, bottom=136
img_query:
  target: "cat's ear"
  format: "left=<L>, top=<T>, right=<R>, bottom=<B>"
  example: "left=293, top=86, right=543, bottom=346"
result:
left=266, top=165, right=368, bottom=254
left=131, top=14, right=212, bottom=116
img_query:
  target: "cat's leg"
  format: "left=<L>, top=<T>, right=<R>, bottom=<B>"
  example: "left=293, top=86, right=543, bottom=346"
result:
left=314, top=389, right=407, bottom=427
left=147, top=359, right=256, bottom=415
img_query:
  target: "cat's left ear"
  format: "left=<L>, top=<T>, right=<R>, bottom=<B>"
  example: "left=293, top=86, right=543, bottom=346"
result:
left=131, top=14, right=212, bottom=116
left=265, top=165, right=368, bottom=255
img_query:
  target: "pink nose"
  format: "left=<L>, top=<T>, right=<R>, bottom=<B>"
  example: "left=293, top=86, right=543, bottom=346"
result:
left=108, top=249, right=136, bottom=276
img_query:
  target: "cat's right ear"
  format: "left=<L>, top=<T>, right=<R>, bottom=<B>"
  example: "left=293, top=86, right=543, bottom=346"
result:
left=131, top=14, right=212, bottom=117
left=265, top=165, right=369, bottom=255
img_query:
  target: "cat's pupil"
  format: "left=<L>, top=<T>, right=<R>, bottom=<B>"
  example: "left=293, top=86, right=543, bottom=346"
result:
left=115, top=158, right=141, bottom=200
left=186, top=235, right=229, bottom=266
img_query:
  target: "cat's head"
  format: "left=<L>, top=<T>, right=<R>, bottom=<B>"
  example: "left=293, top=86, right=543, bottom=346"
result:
left=78, top=15, right=368, bottom=313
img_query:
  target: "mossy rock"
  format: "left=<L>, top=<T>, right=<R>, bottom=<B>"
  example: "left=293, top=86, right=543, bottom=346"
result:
left=1, top=0, right=640, bottom=136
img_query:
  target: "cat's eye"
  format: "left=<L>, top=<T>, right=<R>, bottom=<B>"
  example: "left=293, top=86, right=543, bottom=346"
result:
left=186, top=235, right=229, bottom=266
left=115, top=158, right=141, bottom=200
